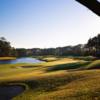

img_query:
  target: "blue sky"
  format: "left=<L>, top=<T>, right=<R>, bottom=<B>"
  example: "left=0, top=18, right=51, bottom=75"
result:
left=0, top=0, right=100, bottom=48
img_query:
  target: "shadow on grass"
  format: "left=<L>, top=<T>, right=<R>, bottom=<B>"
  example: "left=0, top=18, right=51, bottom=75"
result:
left=25, top=76, right=86, bottom=92
left=46, top=62, right=90, bottom=72
left=72, top=56, right=97, bottom=61
left=86, top=60, right=100, bottom=69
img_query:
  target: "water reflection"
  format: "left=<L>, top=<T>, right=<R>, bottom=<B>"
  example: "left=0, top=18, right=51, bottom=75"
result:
left=0, top=57, right=43, bottom=64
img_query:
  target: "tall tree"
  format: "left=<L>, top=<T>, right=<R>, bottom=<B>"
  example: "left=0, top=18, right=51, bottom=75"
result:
left=0, top=37, right=12, bottom=56
left=86, top=34, right=100, bottom=57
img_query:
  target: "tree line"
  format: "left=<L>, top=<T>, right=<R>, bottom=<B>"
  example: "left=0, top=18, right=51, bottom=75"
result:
left=86, top=34, right=100, bottom=57
left=0, top=34, right=100, bottom=57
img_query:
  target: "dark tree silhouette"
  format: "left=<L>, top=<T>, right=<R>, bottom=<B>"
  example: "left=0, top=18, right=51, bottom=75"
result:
left=76, top=0, right=100, bottom=16
left=86, top=34, right=100, bottom=57
left=0, top=37, right=11, bottom=56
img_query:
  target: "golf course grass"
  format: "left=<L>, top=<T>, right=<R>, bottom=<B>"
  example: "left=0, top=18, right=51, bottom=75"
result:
left=0, top=57, right=16, bottom=60
left=0, top=56, right=100, bottom=100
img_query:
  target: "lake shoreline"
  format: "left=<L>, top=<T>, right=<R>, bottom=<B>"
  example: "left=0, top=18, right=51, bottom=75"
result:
left=0, top=57, right=44, bottom=64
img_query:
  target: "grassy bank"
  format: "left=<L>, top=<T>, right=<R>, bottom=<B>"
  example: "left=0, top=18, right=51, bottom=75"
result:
left=0, top=56, right=100, bottom=100
left=0, top=57, right=16, bottom=60
left=13, top=70, right=100, bottom=100
left=0, top=57, right=79, bottom=82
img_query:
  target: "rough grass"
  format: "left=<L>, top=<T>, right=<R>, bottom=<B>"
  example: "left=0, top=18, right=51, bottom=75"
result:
left=86, top=60, right=100, bottom=69
left=0, top=57, right=16, bottom=60
left=13, top=70, right=100, bottom=100
left=70, top=56, right=97, bottom=61
left=33, top=56, right=59, bottom=62
left=40, top=57, right=59, bottom=62
left=0, top=56, right=100, bottom=100
left=0, top=57, right=79, bottom=82
left=46, top=61, right=90, bottom=72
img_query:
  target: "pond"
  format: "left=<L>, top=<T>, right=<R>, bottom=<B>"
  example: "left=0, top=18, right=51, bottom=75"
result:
left=0, top=85, right=25, bottom=100
left=0, top=57, right=43, bottom=64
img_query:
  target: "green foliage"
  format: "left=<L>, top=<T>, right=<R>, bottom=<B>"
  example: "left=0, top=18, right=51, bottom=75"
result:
left=16, top=48, right=27, bottom=57
left=0, top=37, right=17, bottom=57
left=0, top=37, right=11, bottom=56
left=86, top=34, right=100, bottom=57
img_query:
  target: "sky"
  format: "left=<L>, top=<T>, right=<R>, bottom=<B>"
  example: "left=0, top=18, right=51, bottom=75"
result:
left=0, top=0, right=100, bottom=48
